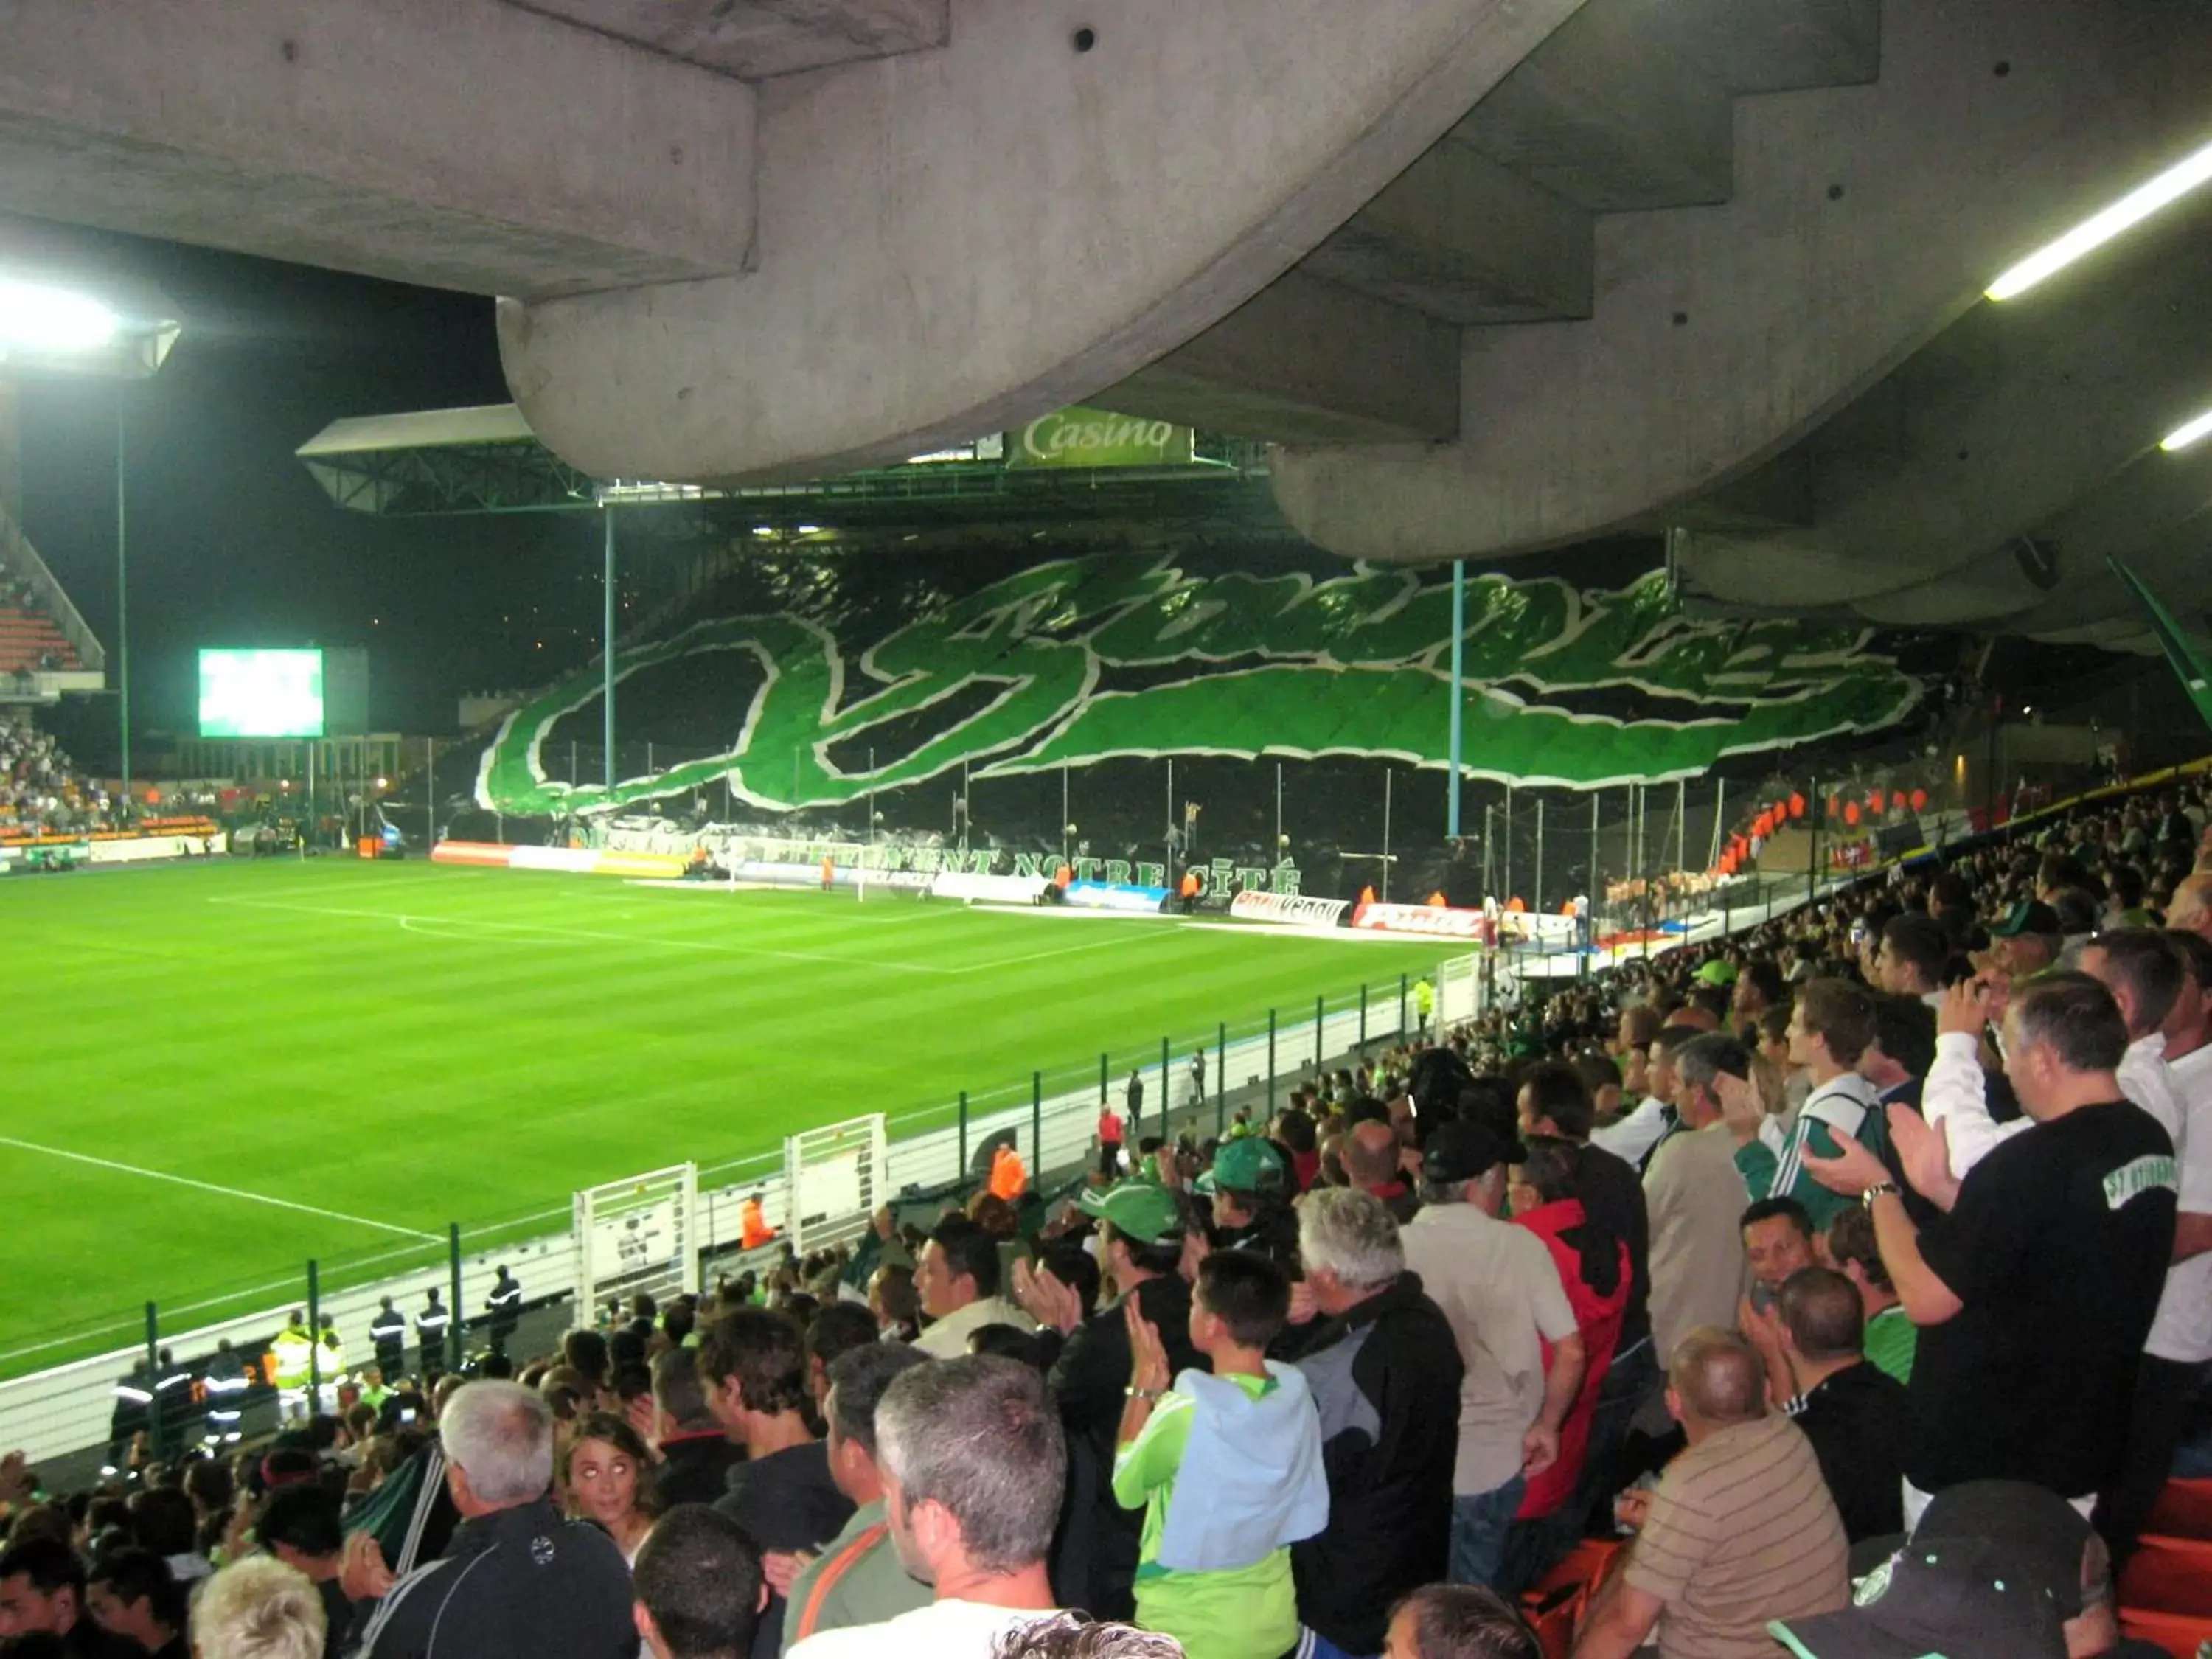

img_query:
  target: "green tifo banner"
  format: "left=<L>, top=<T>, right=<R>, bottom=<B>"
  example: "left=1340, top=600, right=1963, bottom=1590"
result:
left=1006, top=406, right=1194, bottom=469
left=476, top=558, right=1921, bottom=818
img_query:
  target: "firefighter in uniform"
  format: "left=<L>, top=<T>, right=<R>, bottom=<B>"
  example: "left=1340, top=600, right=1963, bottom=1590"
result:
left=369, top=1295, right=409, bottom=1380
left=484, top=1266, right=523, bottom=1354
left=416, top=1290, right=451, bottom=1377
left=153, top=1346, right=194, bottom=1453
left=269, top=1311, right=315, bottom=1422
left=106, top=1358, right=155, bottom=1475
left=201, top=1340, right=249, bottom=1445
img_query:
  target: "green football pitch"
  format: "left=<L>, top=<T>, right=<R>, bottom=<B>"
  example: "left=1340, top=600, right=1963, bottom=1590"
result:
left=3, top=858, right=1450, bottom=1376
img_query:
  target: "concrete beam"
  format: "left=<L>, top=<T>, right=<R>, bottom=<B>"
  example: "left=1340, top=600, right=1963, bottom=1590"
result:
left=1448, top=0, right=1734, bottom=212
left=0, top=0, right=754, bottom=299
left=1669, top=0, right=1879, bottom=95
left=1300, top=141, right=1593, bottom=325
left=500, top=0, right=1587, bottom=483
left=1874, top=438, right=2212, bottom=637
left=1095, top=271, right=1458, bottom=444
left=1272, top=0, right=2212, bottom=566
left=503, top=0, right=949, bottom=80
left=1695, top=200, right=2212, bottom=613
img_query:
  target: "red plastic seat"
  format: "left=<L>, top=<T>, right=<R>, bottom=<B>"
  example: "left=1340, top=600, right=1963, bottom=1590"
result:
left=2146, top=1478, right=2212, bottom=1543
left=1519, top=1538, right=1627, bottom=1658
left=2119, top=1534, right=2212, bottom=1615
left=2118, top=1606, right=2212, bottom=1659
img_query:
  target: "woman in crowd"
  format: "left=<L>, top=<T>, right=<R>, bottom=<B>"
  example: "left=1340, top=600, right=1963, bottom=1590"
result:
left=558, top=1413, right=658, bottom=1566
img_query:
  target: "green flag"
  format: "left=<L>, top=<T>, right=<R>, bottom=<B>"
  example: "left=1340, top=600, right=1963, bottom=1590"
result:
left=2110, top=557, right=2212, bottom=731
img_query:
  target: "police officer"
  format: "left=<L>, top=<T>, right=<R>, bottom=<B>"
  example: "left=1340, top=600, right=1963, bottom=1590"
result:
left=270, top=1310, right=315, bottom=1423
left=416, top=1290, right=451, bottom=1377
left=484, top=1266, right=523, bottom=1354
left=107, top=1357, right=155, bottom=1475
left=369, top=1295, right=408, bottom=1379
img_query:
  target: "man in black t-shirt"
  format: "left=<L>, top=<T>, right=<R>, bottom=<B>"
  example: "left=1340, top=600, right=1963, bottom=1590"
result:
left=1765, top=1266, right=1908, bottom=1543
left=1806, top=974, right=2177, bottom=1525
left=700, top=1309, right=855, bottom=1659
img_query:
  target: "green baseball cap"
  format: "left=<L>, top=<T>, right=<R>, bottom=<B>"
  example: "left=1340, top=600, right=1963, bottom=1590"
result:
left=1695, top=959, right=1738, bottom=987
left=1075, top=1181, right=1182, bottom=1243
left=1196, top=1137, right=1287, bottom=1197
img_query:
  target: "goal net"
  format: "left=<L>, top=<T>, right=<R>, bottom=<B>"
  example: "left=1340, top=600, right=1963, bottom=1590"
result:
left=573, top=1164, right=699, bottom=1323
left=784, top=1114, right=888, bottom=1256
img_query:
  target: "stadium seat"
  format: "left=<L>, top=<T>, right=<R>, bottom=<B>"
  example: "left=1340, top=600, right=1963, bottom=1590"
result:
left=1519, top=1538, right=1626, bottom=1658
left=2145, top=1477, right=2212, bottom=1542
left=2117, top=1607, right=2212, bottom=1659
left=2120, top=1533, right=2212, bottom=1614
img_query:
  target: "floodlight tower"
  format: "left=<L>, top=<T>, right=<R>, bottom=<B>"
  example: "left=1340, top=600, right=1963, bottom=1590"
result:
left=0, top=220, right=180, bottom=798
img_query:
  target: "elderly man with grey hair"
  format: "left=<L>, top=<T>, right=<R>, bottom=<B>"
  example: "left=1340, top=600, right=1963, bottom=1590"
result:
left=1287, top=1186, right=1464, bottom=1657
left=351, top=1380, right=637, bottom=1659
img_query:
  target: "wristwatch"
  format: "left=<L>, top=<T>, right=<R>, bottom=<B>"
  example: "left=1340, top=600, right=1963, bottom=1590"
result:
left=1860, top=1182, right=1900, bottom=1209
left=1125, top=1386, right=1163, bottom=1402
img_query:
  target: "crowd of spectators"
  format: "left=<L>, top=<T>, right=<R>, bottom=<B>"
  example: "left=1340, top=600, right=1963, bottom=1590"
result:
left=7, top=776, right=2212, bottom=1658
left=0, top=712, right=112, bottom=839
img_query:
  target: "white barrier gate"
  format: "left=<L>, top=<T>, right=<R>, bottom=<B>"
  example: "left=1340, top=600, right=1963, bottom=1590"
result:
left=784, top=1114, right=888, bottom=1256
left=573, top=1164, right=700, bottom=1322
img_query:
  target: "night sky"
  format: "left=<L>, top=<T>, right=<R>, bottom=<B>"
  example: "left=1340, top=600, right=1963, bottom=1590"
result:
left=13, top=227, right=613, bottom=759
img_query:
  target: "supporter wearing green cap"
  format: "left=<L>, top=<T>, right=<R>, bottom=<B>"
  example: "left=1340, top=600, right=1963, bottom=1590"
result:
left=1195, top=1140, right=1299, bottom=1269
left=1076, top=1180, right=1183, bottom=1243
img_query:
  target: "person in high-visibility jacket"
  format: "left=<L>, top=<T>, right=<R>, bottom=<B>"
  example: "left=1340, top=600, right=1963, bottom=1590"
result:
left=1414, top=976, right=1436, bottom=1032
left=989, top=1142, right=1029, bottom=1202
left=269, top=1311, right=315, bottom=1423
left=740, top=1190, right=778, bottom=1251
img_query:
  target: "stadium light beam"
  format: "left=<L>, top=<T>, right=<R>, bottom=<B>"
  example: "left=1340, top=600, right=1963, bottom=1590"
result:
left=2161, top=406, right=2212, bottom=453
left=1988, top=136, right=2212, bottom=301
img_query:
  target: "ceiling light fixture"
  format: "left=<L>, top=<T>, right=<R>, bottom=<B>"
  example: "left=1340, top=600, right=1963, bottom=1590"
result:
left=2160, top=407, right=2212, bottom=452
left=1989, top=136, right=2212, bottom=300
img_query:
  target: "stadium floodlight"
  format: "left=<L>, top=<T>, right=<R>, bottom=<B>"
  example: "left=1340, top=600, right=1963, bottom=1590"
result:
left=2161, top=406, right=2212, bottom=453
left=0, top=278, right=116, bottom=351
left=1988, top=136, right=2212, bottom=301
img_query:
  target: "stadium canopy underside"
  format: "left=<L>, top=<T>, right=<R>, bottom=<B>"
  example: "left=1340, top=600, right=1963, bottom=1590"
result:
left=296, top=404, right=1290, bottom=555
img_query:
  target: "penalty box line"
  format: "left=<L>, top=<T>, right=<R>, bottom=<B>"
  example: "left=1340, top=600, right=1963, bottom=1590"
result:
left=0, top=1135, right=439, bottom=1242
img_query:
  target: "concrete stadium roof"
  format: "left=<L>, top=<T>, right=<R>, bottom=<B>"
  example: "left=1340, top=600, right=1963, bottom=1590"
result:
left=3, top=0, right=2210, bottom=645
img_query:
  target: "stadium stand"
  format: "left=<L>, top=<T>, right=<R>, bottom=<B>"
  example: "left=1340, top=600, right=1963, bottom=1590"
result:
left=4, top=758, right=2209, bottom=1659
left=0, top=710, right=106, bottom=838
left=0, top=552, right=82, bottom=677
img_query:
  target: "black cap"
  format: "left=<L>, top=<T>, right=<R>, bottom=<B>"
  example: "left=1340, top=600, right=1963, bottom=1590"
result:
left=1421, top=1120, right=1526, bottom=1186
left=1913, top=1481, right=2093, bottom=1618
left=1769, top=1536, right=2067, bottom=1658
